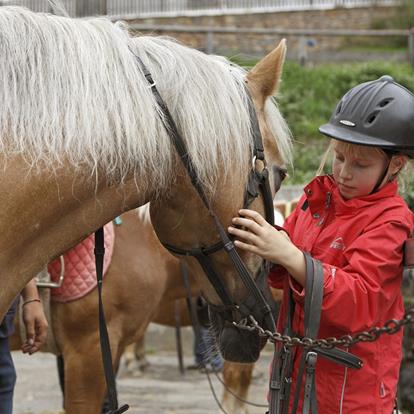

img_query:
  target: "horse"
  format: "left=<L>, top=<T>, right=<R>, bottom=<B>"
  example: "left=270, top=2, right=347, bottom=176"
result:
left=11, top=208, right=259, bottom=414
left=0, top=4, right=291, bottom=402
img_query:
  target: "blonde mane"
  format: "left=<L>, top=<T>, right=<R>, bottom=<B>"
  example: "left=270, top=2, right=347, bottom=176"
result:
left=0, top=6, right=291, bottom=193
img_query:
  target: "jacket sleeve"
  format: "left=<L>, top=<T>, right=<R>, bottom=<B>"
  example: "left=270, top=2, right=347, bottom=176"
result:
left=290, top=218, right=411, bottom=333
left=268, top=196, right=306, bottom=289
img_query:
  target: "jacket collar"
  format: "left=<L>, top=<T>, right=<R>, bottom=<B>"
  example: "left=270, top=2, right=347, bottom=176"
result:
left=303, top=175, right=398, bottom=216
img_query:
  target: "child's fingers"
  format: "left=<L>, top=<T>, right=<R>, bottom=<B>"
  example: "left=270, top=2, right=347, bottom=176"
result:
left=22, top=338, right=36, bottom=354
left=231, top=217, right=262, bottom=233
left=238, top=209, right=267, bottom=225
left=234, top=239, right=259, bottom=254
left=228, top=226, right=260, bottom=245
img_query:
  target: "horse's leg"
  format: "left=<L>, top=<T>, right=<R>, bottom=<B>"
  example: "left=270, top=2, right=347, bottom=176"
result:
left=121, top=336, right=149, bottom=377
left=221, top=361, right=255, bottom=414
left=134, top=336, right=150, bottom=372
left=53, top=299, right=122, bottom=414
left=62, top=336, right=108, bottom=414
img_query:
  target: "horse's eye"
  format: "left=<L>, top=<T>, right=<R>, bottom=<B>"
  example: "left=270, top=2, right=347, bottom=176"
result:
left=279, top=168, right=288, bottom=181
left=272, top=165, right=288, bottom=194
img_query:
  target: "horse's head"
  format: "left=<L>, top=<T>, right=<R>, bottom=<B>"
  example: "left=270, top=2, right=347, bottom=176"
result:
left=148, top=39, right=291, bottom=363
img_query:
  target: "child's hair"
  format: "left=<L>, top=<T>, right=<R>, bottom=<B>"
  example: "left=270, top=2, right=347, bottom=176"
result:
left=316, top=139, right=412, bottom=191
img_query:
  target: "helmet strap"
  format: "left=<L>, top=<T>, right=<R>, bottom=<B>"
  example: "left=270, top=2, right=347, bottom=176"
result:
left=370, top=155, right=392, bottom=194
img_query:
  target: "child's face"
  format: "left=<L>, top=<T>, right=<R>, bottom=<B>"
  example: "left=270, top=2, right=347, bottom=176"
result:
left=332, top=141, right=389, bottom=200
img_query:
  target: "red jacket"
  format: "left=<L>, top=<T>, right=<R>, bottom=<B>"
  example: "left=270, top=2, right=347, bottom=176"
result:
left=269, top=175, right=414, bottom=414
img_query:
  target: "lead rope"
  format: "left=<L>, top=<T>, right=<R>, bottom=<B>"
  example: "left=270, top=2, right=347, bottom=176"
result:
left=94, top=228, right=129, bottom=414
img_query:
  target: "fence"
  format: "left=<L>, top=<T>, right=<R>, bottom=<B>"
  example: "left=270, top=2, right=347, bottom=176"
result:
left=127, top=24, right=414, bottom=66
left=0, top=0, right=401, bottom=17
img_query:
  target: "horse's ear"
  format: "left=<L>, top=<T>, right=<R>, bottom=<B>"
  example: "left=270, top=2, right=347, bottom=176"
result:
left=247, top=39, right=286, bottom=101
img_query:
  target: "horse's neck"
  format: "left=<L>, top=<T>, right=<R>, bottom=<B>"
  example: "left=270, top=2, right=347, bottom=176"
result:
left=0, top=156, right=150, bottom=318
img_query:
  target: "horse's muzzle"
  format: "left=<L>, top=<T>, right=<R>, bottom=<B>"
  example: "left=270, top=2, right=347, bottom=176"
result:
left=218, top=322, right=266, bottom=363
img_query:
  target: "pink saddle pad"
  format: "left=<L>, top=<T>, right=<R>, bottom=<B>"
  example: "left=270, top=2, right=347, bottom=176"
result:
left=48, top=222, right=115, bottom=303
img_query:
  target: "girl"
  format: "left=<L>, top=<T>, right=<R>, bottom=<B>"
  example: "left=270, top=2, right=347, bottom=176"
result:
left=228, top=75, right=414, bottom=413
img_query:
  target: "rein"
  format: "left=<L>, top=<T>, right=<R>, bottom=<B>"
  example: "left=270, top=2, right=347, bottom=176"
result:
left=94, top=227, right=129, bottom=414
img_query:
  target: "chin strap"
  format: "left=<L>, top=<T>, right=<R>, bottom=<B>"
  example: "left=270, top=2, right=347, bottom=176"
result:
left=370, top=152, right=398, bottom=194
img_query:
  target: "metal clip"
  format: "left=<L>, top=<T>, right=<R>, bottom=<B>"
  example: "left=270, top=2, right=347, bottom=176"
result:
left=305, top=351, right=317, bottom=373
left=251, top=155, right=267, bottom=171
left=35, top=257, right=65, bottom=288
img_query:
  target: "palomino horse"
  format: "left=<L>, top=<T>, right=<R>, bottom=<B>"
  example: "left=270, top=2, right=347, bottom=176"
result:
left=11, top=208, right=259, bottom=414
left=0, top=3, right=291, bottom=403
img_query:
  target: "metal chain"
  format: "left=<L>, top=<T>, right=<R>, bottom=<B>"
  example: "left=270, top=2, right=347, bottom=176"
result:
left=234, top=308, right=414, bottom=349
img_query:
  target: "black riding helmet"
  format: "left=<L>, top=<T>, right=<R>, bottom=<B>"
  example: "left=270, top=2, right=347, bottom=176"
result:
left=319, top=75, right=414, bottom=158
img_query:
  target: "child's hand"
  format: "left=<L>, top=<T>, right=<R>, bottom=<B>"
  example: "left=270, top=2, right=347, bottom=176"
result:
left=228, top=209, right=292, bottom=265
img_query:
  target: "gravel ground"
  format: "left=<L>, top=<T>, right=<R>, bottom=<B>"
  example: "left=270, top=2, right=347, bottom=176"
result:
left=13, top=324, right=273, bottom=414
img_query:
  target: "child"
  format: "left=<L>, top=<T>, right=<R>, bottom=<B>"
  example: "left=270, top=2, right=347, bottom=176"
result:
left=228, top=75, right=414, bottom=413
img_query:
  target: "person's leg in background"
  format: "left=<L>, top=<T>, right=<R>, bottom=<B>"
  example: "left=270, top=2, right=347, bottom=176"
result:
left=0, top=336, right=17, bottom=414
left=199, top=327, right=223, bottom=372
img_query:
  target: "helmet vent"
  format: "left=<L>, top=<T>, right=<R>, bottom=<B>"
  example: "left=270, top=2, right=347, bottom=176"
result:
left=378, top=98, right=393, bottom=108
left=366, top=110, right=379, bottom=125
left=335, top=101, right=343, bottom=115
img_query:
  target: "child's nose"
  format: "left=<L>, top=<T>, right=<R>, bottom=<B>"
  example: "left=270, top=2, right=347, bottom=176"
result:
left=339, top=164, right=352, bottom=180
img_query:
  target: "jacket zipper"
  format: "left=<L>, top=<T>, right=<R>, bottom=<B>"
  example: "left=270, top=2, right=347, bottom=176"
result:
left=317, top=191, right=332, bottom=227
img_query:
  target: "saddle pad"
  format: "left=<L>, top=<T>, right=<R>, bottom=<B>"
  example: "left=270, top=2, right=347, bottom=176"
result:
left=49, top=222, right=115, bottom=303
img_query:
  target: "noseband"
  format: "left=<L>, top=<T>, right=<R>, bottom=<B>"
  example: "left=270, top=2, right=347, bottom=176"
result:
left=134, top=51, right=286, bottom=332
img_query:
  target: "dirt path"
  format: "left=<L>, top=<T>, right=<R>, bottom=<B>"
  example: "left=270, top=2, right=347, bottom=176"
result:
left=13, top=325, right=273, bottom=414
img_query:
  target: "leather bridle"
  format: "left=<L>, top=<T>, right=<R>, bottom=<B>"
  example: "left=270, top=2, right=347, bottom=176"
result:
left=133, top=51, right=287, bottom=333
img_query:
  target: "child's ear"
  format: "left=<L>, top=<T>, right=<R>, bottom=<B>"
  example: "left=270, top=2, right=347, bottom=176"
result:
left=390, top=155, right=407, bottom=175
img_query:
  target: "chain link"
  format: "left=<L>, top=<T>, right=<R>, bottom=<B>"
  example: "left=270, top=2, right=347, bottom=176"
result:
left=233, top=308, right=414, bottom=349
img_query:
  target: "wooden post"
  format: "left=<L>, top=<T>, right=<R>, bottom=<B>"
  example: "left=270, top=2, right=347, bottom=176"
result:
left=409, top=28, right=414, bottom=68
left=206, top=31, right=214, bottom=54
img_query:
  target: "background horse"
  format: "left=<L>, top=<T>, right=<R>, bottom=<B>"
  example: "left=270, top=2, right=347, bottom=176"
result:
left=0, top=5, right=291, bottom=374
left=12, top=208, right=261, bottom=414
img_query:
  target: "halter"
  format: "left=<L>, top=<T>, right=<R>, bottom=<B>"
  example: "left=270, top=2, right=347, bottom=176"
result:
left=133, top=51, right=286, bottom=334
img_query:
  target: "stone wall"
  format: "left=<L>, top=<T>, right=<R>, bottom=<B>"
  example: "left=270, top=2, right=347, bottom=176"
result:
left=127, top=5, right=405, bottom=61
